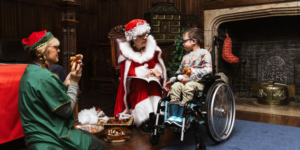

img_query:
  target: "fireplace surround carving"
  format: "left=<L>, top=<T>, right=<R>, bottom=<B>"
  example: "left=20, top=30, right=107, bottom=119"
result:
left=204, top=1, right=300, bottom=73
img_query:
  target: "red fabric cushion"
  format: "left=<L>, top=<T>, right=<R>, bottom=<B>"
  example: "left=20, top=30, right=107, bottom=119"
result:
left=0, top=64, right=27, bottom=144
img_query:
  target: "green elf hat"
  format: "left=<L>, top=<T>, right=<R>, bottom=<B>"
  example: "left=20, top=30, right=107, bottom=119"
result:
left=22, top=30, right=54, bottom=53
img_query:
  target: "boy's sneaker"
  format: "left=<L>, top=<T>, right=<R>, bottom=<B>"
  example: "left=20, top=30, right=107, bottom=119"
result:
left=164, top=116, right=177, bottom=126
left=172, top=117, right=183, bottom=128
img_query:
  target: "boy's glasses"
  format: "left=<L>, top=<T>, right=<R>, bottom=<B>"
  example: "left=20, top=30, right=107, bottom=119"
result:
left=183, top=39, right=198, bottom=44
left=183, top=39, right=193, bottom=43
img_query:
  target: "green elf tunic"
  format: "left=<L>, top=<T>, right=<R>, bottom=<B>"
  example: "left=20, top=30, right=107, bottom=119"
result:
left=18, top=65, right=91, bottom=150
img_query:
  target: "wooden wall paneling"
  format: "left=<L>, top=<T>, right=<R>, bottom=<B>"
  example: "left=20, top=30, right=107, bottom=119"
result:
left=118, top=0, right=126, bottom=25
left=88, top=0, right=97, bottom=11
left=97, top=0, right=111, bottom=43
left=77, top=12, right=88, bottom=46
left=39, top=6, right=53, bottom=32
left=77, top=0, right=87, bottom=10
left=25, top=4, right=37, bottom=38
left=111, top=0, right=119, bottom=28
left=137, top=0, right=143, bottom=19
left=147, top=0, right=153, bottom=12
left=88, top=14, right=98, bottom=45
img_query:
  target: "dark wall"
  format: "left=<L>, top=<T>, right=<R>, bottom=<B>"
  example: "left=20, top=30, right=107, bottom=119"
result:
left=218, top=16, right=300, bottom=98
left=96, top=0, right=204, bottom=43
left=0, top=0, right=205, bottom=93
left=0, top=0, right=97, bottom=92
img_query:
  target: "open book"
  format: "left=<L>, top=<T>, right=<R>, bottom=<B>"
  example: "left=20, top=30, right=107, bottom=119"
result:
left=127, top=76, right=161, bottom=87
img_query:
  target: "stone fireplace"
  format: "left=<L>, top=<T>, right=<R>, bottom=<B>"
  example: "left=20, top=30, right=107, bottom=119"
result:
left=203, top=2, right=300, bottom=101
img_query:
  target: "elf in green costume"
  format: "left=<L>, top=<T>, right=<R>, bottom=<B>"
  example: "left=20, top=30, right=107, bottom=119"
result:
left=18, top=30, right=106, bottom=150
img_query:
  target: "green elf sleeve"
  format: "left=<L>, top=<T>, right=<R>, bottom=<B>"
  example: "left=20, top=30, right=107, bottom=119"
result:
left=39, top=75, right=72, bottom=112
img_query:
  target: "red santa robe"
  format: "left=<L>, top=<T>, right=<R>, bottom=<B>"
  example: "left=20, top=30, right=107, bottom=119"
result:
left=114, top=35, right=167, bottom=126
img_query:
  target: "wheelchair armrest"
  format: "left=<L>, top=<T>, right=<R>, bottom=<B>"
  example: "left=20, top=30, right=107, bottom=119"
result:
left=200, top=74, right=220, bottom=82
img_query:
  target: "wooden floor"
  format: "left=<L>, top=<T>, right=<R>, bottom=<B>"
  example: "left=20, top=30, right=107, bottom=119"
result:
left=2, top=92, right=300, bottom=150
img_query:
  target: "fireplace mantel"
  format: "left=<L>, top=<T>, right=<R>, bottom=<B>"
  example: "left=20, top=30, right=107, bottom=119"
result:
left=204, top=1, right=300, bottom=73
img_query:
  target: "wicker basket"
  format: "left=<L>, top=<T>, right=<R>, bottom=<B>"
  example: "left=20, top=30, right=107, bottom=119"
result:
left=98, top=116, right=134, bottom=127
left=75, top=124, right=104, bottom=139
left=102, top=127, right=131, bottom=142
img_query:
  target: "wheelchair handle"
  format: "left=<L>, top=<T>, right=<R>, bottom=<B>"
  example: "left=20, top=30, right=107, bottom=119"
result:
left=162, top=89, right=167, bottom=98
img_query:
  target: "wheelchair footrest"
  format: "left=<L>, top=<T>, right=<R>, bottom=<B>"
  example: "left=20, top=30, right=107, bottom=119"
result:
left=154, top=125, right=166, bottom=129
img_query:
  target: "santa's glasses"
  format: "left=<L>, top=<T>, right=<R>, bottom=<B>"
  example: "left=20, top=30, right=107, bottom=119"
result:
left=137, top=33, right=149, bottom=39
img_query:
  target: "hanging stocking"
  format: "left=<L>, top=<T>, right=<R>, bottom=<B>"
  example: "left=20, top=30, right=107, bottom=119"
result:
left=222, top=30, right=239, bottom=64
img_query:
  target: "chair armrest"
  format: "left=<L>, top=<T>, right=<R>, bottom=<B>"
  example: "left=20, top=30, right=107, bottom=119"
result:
left=200, top=74, right=220, bottom=82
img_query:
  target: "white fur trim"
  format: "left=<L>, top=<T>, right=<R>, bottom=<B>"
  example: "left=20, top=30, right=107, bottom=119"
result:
left=118, top=109, right=132, bottom=120
left=122, top=60, right=132, bottom=113
left=118, top=54, right=126, bottom=64
left=119, top=35, right=156, bottom=64
left=154, top=63, right=163, bottom=75
left=135, top=64, right=150, bottom=77
left=131, top=96, right=161, bottom=126
left=125, top=23, right=151, bottom=41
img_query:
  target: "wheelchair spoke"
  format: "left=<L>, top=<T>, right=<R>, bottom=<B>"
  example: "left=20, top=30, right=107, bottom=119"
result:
left=206, top=82, right=235, bottom=142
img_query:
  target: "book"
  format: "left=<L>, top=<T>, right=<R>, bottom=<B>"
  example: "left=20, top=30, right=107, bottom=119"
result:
left=127, top=76, right=161, bottom=86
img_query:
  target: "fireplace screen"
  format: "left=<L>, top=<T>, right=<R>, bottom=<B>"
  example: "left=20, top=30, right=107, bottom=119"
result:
left=258, top=50, right=294, bottom=85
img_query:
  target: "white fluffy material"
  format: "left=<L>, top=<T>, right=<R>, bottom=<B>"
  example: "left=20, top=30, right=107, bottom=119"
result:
left=125, top=23, right=151, bottom=41
left=135, top=64, right=149, bottom=77
left=99, top=116, right=110, bottom=123
left=122, top=60, right=132, bottom=113
left=177, top=75, right=184, bottom=81
left=119, top=35, right=156, bottom=64
left=131, top=96, right=161, bottom=126
left=78, top=107, right=98, bottom=124
left=118, top=54, right=126, bottom=64
left=97, top=110, right=105, bottom=117
left=118, top=109, right=133, bottom=120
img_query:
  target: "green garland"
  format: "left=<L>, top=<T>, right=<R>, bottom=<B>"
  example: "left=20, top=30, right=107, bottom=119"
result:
left=167, top=28, right=189, bottom=78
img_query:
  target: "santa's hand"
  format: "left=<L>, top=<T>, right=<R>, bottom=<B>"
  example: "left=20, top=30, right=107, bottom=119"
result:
left=164, top=81, right=172, bottom=91
left=150, top=68, right=162, bottom=78
left=145, top=74, right=154, bottom=78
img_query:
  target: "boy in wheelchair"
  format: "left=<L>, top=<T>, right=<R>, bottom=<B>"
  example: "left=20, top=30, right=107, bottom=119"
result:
left=164, top=27, right=212, bottom=128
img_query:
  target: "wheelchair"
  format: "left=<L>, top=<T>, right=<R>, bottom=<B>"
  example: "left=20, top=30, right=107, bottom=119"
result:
left=149, top=36, right=235, bottom=150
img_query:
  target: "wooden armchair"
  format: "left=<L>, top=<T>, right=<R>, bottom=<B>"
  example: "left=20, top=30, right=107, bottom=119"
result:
left=108, top=25, right=126, bottom=85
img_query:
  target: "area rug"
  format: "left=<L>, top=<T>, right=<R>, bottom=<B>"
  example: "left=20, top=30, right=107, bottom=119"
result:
left=162, top=120, right=300, bottom=150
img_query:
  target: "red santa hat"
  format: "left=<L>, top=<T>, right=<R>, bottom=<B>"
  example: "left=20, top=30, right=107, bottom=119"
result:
left=125, top=19, right=151, bottom=41
left=22, top=30, right=54, bottom=53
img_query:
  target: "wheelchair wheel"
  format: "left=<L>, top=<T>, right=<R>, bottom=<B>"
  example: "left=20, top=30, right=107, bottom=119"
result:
left=150, top=132, right=160, bottom=146
left=204, top=81, right=235, bottom=143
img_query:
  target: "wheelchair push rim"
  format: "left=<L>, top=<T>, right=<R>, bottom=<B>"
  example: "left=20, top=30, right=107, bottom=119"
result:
left=205, top=81, right=235, bottom=143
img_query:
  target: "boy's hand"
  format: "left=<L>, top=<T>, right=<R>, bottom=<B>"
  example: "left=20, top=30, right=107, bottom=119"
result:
left=181, top=77, right=188, bottom=84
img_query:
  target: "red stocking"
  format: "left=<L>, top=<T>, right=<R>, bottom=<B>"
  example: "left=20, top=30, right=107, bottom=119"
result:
left=222, top=36, right=239, bottom=64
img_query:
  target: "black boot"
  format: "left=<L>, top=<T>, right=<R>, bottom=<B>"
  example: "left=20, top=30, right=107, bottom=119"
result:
left=139, top=121, right=152, bottom=133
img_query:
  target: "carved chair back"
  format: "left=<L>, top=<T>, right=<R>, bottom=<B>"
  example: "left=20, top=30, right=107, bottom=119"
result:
left=108, top=25, right=126, bottom=73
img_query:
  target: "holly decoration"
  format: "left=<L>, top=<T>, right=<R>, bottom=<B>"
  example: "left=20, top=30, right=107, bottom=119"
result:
left=167, top=28, right=189, bottom=78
